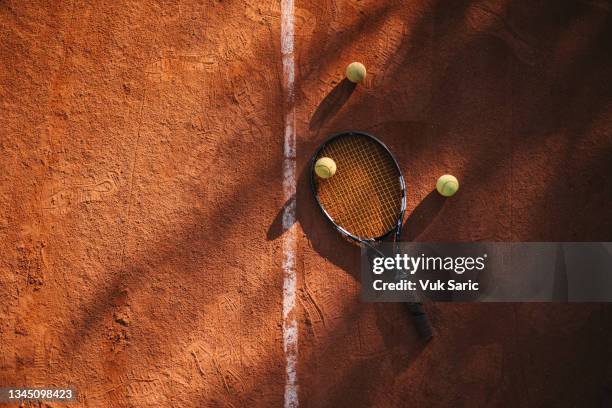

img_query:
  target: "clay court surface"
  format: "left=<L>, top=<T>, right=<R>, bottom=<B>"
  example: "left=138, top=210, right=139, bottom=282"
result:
left=1, top=0, right=612, bottom=407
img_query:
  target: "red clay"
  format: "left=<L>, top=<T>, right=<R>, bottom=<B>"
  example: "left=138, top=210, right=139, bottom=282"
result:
left=1, top=0, right=611, bottom=407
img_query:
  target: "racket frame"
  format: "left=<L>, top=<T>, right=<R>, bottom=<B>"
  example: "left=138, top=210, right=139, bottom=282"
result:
left=310, top=130, right=433, bottom=340
left=309, top=131, right=407, bottom=248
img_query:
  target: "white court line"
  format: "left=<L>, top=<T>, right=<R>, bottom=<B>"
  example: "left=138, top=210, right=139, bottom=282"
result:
left=281, top=0, right=298, bottom=406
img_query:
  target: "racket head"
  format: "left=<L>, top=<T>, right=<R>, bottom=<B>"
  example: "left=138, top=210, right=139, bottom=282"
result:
left=310, top=131, right=406, bottom=243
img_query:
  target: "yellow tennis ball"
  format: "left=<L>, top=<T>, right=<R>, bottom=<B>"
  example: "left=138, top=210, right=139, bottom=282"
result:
left=346, top=62, right=367, bottom=83
left=315, top=157, right=337, bottom=179
left=436, top=174, right=459, bottom=197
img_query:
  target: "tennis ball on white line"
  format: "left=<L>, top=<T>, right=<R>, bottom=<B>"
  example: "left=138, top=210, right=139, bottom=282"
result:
left=315, top=157, right=337, bottom=179
left=346, top=62, right=366, bottom=83
left=436, top=174, right=459, bottom=197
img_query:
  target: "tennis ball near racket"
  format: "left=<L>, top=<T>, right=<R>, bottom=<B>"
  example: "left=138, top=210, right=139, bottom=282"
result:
left=315, top=157, right=337, bottom=179
left=436, top=174, right=459, bottom=197
left=346, top=62, right=367, bottom=83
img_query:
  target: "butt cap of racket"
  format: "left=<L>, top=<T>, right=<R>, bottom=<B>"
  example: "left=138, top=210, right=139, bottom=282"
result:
left=407, top=302, right=434, bottom=341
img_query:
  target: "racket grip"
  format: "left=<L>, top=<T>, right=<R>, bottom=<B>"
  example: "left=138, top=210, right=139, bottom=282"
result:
left=407, top=302, right=433, bottom=341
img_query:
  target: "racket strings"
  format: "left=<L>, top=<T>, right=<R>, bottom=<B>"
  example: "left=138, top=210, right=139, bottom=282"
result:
left=335, top=140, right=397, bottom=224
left=315, top=135, right=402, bottom=238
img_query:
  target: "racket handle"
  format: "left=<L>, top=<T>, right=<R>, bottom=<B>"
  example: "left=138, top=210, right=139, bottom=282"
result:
left=407, top=302, right=433, bottom=341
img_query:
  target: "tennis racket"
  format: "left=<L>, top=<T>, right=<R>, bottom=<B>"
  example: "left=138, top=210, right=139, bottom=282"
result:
left=310, top=131, right=433, bottom=340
